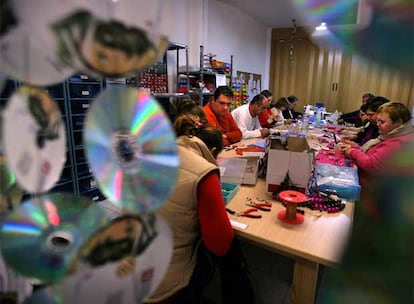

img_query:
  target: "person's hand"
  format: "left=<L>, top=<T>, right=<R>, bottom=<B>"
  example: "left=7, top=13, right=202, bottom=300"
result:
left=284, top=119, right=292, bottom=125
left=260, top=128, right=270, bottom=138
left=342, top=139, right=358, bottom=147
left=339, top=143, right=352, bottom=157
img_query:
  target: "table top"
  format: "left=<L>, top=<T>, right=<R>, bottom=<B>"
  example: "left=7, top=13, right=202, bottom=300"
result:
left=219, top=137, right=354, bottom=266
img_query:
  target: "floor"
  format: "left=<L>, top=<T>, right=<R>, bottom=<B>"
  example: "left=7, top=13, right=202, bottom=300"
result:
left=202, top=241, right=294, bottom=304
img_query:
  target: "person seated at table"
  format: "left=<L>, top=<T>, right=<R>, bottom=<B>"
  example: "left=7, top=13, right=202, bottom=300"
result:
left=231, top=94, right=270, bottom=139
left=282, top=95, right=302, bottom=121
left=342, top=96, right=389, bottom=146
left=318, top=137, right=414, bottom=304
left=340, top=102, right=414, bottom=187
left=257, top=89, right=274, bottom=128
left=146, top=115, right=255, bottom=304
left=270, top=97, right=289, bottom=127
left=203, top=86, right=242, bottom=146
left=175, top=97, right=206, bottom=120
left=339, top=92, right=375, bottom=126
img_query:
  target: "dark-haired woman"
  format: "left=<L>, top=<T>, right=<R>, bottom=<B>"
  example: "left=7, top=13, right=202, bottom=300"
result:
left=146, top=115, right=254, bottom=303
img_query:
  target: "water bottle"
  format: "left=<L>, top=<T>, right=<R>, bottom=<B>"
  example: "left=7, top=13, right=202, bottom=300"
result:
left=302, top=115, right=309, bottom=132
left=315, top=108, right=322, bottom=126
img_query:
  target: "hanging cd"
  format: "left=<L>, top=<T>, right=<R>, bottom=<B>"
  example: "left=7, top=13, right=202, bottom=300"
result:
left=24, top=214, right=173, bottom=304
left=0, top=156, right=15, bottom=195
left=0, top=250, right=33, bottom=304
left=49, top=0, right=169, bottom=78
left=84, top=87, right=178, bottom=213
left=2, top=86, right=66, bottom=193
left=50, top=0, right=168, bottom=78
left=0, top=0, right=79, bottom=85
left=0, top=193, right=111, bottom=284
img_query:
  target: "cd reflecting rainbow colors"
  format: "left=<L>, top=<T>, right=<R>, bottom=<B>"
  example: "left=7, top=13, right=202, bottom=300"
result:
left=84, top=87, right=178, bottom=213
left=0, top=193, right=111, bottom=284
left=24, top=214, right=173, bottom=304
left=0, top=156, right=16, bottom=194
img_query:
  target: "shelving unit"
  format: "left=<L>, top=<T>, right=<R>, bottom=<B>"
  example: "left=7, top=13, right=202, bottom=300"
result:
left=64, top=73, right=106, bottom=202
left=152, top=42, right=190, bottom=121
left=179, top=45, right=233, bottom=106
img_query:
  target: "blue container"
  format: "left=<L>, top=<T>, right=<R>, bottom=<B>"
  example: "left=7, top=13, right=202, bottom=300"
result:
left=221, top=182, right=239, bottom=205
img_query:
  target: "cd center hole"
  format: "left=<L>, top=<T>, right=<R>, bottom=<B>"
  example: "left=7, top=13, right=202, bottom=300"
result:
left=118, top=139, right=134, bottom=162
left=51, top=236, right=71, bottom=248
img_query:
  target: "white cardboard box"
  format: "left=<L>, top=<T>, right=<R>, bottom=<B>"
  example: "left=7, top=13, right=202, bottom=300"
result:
left=265, top=137, right=314, bottom=193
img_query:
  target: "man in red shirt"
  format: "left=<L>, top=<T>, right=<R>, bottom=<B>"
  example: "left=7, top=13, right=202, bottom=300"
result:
left=204, top=86, right=242, bottom=146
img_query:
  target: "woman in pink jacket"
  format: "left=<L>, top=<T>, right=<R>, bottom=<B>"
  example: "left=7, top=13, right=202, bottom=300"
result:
left=341, top=102, right=414, bottom=187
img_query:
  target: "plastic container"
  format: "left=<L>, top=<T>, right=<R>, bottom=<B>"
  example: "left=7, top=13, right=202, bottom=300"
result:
left=221, top=182, right=239, bottom=205
left=316, top=163, right=361, bottom=201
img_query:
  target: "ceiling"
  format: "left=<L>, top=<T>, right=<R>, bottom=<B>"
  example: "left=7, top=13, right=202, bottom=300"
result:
left=216, top=0, right=359, bottom=28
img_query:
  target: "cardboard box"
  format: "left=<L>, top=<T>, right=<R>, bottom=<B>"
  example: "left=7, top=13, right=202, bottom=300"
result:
left=239, top=156, right=261, bottom=185
left=265, top=136, right=314, bottom=193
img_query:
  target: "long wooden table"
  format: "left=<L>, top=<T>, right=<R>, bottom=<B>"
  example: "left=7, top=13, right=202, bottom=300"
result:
left=219, top=138, right=354, bottom=304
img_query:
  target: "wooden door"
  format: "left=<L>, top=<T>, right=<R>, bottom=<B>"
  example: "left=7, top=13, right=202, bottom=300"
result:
left=338, top=53, right=413, bottom=113
left=270, top=28, right=344, bottom=112
left=270, top=27, right=414, bottom=115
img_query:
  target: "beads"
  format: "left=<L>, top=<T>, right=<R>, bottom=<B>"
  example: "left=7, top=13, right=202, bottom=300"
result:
left=279, top=191, right=345, bottom=213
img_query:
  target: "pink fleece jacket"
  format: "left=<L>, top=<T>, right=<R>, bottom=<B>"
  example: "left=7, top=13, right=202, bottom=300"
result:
left=349, top=132, right=414, bottom=186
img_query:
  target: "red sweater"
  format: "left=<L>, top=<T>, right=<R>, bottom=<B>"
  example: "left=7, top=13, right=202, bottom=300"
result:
left=197, top=171, right=234, bottom=256
left=258, top=108, right=273, bottom=128
left=204, top=103, right=242, bottom=146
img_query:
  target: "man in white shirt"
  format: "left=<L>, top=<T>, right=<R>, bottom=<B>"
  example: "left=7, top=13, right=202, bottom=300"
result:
left=231, top=94, right=270, bottom=139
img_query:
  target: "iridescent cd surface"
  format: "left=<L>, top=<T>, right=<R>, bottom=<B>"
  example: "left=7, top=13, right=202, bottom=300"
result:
left=24, top=214, right=173, bottom=304
left=0, top=193, right=111, bottom=284
left=0, top=156, right=16, bottom=194
left=2, top=86, right=66, bottom=193
left=84, top=87, right=178, bottom=213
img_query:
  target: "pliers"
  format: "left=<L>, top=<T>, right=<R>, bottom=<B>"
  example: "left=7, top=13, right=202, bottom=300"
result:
left=226, top=208, right=262, bottom=218
left=245, top=198, right=272, bottom=211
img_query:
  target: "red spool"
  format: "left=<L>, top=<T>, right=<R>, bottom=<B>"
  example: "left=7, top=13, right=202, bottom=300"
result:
left=277, top=190, right=308, bottom=225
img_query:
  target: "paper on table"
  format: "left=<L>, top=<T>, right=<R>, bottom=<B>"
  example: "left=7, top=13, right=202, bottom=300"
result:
left=230, top=219, right=248, bottom=230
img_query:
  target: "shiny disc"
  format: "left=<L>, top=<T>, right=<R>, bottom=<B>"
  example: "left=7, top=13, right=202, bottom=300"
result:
left=0, top=0, right=77, bottom=86
left=0, top=193, right=111, bottom=284
left=84, top=87, right=178, bottom=213
left=0, top=156, right=16, bottom=195
left=24, top=213, right=173, bottom=304
left=2, top=86, right=66, bottom=193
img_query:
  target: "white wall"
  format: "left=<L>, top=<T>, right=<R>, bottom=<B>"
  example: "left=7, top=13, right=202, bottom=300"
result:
left=156, top=0, right=271, bottom=92
left=206, top=0, right=271, bottom=90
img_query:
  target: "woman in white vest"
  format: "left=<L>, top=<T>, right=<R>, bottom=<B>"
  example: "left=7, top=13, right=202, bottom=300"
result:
left=146, top=114, right=255, bottom=303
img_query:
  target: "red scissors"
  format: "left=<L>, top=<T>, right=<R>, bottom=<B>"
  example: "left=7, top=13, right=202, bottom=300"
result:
left=245, top=198, right=272, bottom=211
left=226, top=208, right=262, bottom=218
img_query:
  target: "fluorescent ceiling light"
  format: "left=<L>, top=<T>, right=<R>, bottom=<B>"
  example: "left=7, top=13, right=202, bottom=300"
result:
left=315, top=22, right=327, bottom=31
